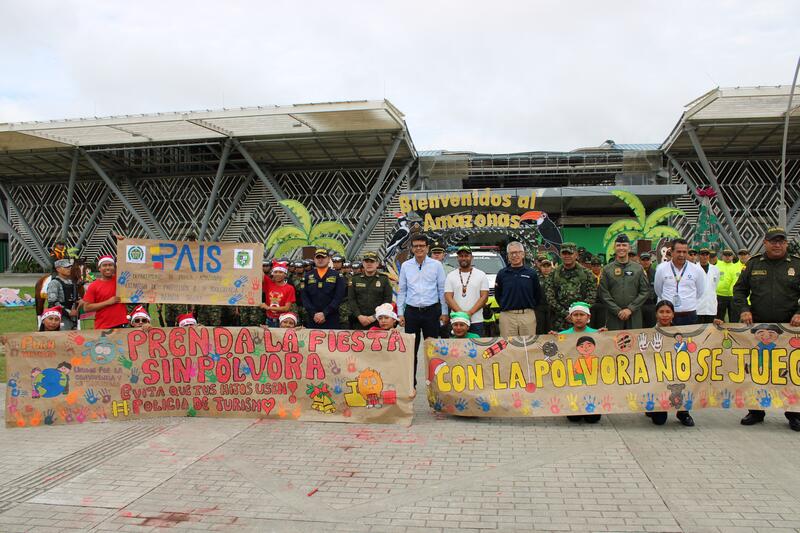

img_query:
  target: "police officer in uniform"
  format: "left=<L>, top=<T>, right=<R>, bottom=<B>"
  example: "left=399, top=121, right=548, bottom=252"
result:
left=597, top=234, right=651, bottom=330
left=734, top=226, right=800, bottom=431
left=339, top=260, right=354, bottom=329
left=301, top=248, right=346, bottom=329
left=348, top=251, right=393, bottom=329
left=290, top=261, right=308, bottom=325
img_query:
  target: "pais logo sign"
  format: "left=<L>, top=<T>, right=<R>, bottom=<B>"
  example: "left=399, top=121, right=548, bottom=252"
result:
left=126, top=245, right=146, bottom=264
left=233, top=249, right=253, bottom=269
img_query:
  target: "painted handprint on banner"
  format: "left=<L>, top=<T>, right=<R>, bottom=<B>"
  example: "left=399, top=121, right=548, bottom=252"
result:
left=650, top=332, right=663, bottom=351
left=118, top=271, right=131, bottom=286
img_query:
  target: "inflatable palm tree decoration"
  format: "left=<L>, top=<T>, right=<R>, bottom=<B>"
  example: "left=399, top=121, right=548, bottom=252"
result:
left=603, top=190, right=684, bottom=258
left=266, top=200, right=352, bottom=257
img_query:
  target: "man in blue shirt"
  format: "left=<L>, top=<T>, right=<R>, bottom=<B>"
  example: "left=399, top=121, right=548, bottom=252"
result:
left=398, top=234, right=447, bottom=387
left=494, top=241, right=543, bottom=337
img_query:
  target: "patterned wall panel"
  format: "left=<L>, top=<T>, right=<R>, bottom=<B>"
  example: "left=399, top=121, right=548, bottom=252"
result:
left=670, top=157, right=800, bottom=252
left=6, top=167, right=406, bottom=266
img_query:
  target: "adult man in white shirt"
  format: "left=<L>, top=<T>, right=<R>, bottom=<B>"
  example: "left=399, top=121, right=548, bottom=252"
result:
left=444, top=246, right=489, bottom=337
left=654, top=238, right=705, bottom=326
left=695, top=248, right=720, bottom=323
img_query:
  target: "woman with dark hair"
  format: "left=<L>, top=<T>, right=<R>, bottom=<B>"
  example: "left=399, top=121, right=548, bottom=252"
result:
left=648, top=300, right=695, bottom=427
left=39, top=305, right=64, bottom=332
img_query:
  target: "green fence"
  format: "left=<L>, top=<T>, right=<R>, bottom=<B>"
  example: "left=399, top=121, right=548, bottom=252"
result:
left=0, top=240, right=7, bottom=272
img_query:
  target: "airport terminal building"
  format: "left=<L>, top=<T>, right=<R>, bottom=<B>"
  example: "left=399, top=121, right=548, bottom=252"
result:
left=0, top=86, right=797, bottom=269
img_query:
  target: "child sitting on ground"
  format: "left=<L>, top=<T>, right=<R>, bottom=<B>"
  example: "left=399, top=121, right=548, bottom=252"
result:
left=450, top=311, right=479, bottom=338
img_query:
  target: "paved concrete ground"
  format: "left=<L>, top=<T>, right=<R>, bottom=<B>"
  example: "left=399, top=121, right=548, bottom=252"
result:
left=1, top=379, right=799, bottom=533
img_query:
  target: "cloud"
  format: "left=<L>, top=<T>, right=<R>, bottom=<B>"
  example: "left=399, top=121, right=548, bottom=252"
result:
left=1, top=0, right=798, bottom=152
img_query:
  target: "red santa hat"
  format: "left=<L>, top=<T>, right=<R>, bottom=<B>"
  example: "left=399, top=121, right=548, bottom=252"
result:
left=279, top=312, right=298, bottom=325
left=272, top=260, right=288, bottom=274
left=41, top=305, right=63, bottom=321
left=177, top=313, right=197, bottom=327
left=127, top=305, right=150, bottom=324
left=97, top=255, right=115, bottom=266
left=427, top=357, right=447, bottom=385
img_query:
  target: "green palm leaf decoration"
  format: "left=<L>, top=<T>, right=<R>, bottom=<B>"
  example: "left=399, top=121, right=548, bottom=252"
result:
left=266, top=226, right=307, bottom=249
left=643, top=207, right=685, bottom=234
left=279, top=199, right=312, bottom=235
left=308, top=221, right=353, bottom=241
left=611, top=190, right=647, bottom=227
left=265, top=200, right=353, bottom=258
left=604, top=190, right=685, bottom=259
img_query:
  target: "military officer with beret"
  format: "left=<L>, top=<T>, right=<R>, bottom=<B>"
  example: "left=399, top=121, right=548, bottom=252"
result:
left=348, top=251, right=393, bottom=329
left=734, top=226, right=800, bottom=430
left=597, top=234, right=651, bottom=330
left=302, top=248, right=347, bottom=329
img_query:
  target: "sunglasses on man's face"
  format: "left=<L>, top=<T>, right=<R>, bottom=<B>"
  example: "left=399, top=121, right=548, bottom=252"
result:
left=132, top=318, right=149, bottom=324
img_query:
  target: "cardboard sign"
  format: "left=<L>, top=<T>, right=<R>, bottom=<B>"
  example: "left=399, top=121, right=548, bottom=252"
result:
left=115, top=238, right=265, bottom=306
left=426, top=325, right=800, bottom=417
left=2, top=327, right=415, bottom=428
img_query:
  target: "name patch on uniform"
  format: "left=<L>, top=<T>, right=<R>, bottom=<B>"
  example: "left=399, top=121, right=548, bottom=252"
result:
left=326, top=277, right=336, bottom=283
left=375, top=281, right=381, bottom=287
left=355, top=283, right=367, bottom=288
left=624, top=271, right=633, bottom=276
left=751, top=270, right=767, bottom=276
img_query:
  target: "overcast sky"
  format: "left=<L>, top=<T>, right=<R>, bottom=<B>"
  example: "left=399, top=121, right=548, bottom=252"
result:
left=1, top=1, right=798, bottom=153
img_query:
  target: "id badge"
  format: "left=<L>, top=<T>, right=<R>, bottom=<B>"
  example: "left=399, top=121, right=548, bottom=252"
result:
left=673, top=294, right=682, bottom=307
left=317, top=282, right=322, bottom=289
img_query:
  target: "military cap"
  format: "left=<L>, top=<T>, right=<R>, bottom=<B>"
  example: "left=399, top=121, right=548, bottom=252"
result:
left=688, top=249, right=698, bottom=255
left=262, top=258, right=271, bottom=265
left=292, top=261, right=304, bottom=268
left=709, top=250, right=717, bottom=257
left=536, top=253, right=548, bottom=261
left=430, top=241, right=445, bottom=252
left=591, top=257, right=602, bottom=265
left=615, top=234, right=630, bottom=243
left=765, top=226, right=787, bottom=240
left=699, top=248, right=710, bottom=254
left=362, top=251, right=379, bottom=261
left=303, top=259, right=313, bottom=266
left=54, top=258, right=73, bottom=268
left=560, top=242, right=577, bottom=253
left=750, top=323, right=782, bottom=335
left=314, top=248, right=328, bottom=257
left=737, top=248, right=749, bottom=255
left=639, top=252, right=651, bottom=260
left=722, top=249, right=734, bottom=255
left=540, top=259, right=552, bottom=266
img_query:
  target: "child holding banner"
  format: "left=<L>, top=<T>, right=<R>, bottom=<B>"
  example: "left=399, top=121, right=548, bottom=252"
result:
left=556, top=302, right=604, bottom=423
left=261, top=260, right=296, bottom=328
left=449, top=312, right=479, bottom=339
left=649, top=300, right=695, bottom=427
left=39, top=305, right=65, bottom=331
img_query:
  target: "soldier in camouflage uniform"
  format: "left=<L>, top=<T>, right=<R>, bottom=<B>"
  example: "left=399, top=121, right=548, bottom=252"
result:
left=338, top=259, right=354, bottom=329
left=291, top=262, right=308, bottom=326
left=536, top=258, right=553, bottom=334
left=195, top=305, right=225, bottom=326
left=238, top=304, right=265, bottom=327
left=545, top=242, right=597, bottom=332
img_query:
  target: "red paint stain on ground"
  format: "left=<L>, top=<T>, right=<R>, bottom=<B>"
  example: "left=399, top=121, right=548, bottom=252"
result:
left=140, top=512, right=195, bottom=527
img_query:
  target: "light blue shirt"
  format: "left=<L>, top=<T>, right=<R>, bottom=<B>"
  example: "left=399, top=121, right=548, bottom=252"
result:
left=397, top=256, right=447, bottom=316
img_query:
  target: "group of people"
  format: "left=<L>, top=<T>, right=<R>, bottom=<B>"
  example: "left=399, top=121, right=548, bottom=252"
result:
left=37, top=226, right=800, bottom=431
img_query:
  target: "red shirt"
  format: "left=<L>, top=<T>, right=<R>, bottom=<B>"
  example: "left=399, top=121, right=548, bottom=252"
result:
left=83, top=277, right=128, bottom=329
left=263, top=277, right=296, bottom=319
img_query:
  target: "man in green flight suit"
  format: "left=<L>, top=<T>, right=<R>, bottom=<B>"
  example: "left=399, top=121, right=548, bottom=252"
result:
left=545, top=242, right=597, bottom=332
left=597, top=234, right=651, bottom=330
left=348, top=251, right=393, bottom=329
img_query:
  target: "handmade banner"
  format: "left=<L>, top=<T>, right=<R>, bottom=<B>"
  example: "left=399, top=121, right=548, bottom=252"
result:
left=115, top=238, right=265, bottom=306
left=426, top=324, right=800, bottom=417
left=2, top=327, right=414, bottom=428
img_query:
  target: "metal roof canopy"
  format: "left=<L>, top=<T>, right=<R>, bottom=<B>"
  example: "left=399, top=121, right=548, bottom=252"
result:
left=400, top=185, right=687, bottom=215
left=662, top=86, right=800, bottom=156
left=0, top=100, right=416, bottom=180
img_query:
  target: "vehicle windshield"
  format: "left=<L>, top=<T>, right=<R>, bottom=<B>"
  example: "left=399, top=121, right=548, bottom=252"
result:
left=443, top=255, right=505, bottom=274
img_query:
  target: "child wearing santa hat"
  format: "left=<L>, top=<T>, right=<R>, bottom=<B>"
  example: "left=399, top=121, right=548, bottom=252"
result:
left=39, top=305, right=65, bottom=332
left=278, top=312, right=299, bottom=328
left=261, top=260, right=296, bottom=328
left=370, top=303, right=398, bottom=330
left=82, top=254, right=128, bottom=329
left=177, top=313, right=197, bottom=327
left=128, top=305, right=152, bottom=330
